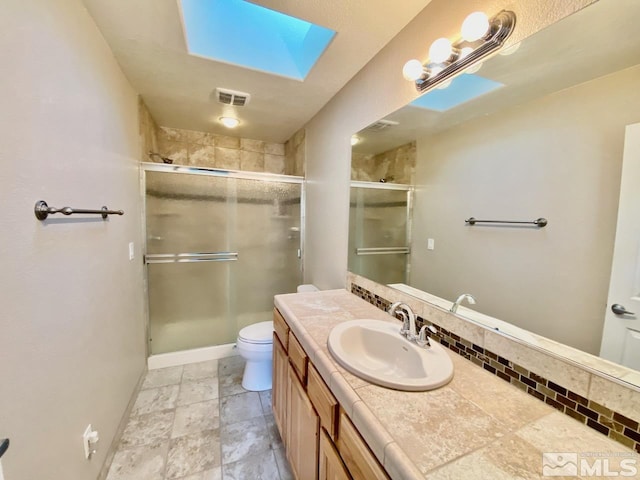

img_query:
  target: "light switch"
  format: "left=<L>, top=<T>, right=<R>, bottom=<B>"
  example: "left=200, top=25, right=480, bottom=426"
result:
left=128, top=242, right=135, bottom=260
left=427, top=238, right=435, bottom=250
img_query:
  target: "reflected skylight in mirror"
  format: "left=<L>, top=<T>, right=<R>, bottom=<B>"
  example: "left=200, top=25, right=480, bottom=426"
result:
left=179, top=0, right=336, bottom=80
left=410, top=74, right=504, bottom=112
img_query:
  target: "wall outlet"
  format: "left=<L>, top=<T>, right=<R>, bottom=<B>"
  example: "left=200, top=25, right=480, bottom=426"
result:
left=83, top=424, right=99, bottom=459
left=128, top=242, right=135, bottom=260
left=427, top=238, right=435, bottom=250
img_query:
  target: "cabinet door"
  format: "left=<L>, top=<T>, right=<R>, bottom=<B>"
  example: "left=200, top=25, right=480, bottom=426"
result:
left=337, top=412, right=389, bottom=480
left=272, top=333, right=288, bottom=445
left=286, top=363, right=319, bottom=480
left=319, top=428, right=352, bottom=480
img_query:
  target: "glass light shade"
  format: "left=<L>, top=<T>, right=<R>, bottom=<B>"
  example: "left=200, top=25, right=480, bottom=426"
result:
left=428, top=65, right=444, bottom=78
left=461, top=12, right=490, bottom=42
left=219, top=117, right=240, bottom=128
left=429, top=38, right=453, bottom=63
left=402, top=59, right=425, bottom=81
left=350, top=135, right=360, bottom=146
left=499, top=42, right=521, bottom=56
left=465, top=62, right=483, bottom=74
left=459, top=46, right=474, bottom=60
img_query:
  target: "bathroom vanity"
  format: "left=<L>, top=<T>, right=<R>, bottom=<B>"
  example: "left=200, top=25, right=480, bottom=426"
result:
left=273, top=290, right=637, bottom=479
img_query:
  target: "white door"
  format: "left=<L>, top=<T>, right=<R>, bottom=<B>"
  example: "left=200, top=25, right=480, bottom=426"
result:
left=600, top=123, right=640, bottom=369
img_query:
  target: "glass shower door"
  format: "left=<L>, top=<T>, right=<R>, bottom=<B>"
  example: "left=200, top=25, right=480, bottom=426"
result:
left=145, top=169, right=302, bottom=355
left=348, top=184, right=412, bottom=285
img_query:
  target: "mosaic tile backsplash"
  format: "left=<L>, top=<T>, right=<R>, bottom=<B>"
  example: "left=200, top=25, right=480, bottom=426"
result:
left=350, top=283, right=640, bottom=453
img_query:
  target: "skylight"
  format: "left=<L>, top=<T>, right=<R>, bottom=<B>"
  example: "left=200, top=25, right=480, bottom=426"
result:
left=179, top=0, right=336, bottom=80
left=410, top=74, right=504, bottom=112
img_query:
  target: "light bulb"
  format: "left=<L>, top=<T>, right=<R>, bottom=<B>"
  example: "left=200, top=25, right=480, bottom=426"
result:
left=429, top=38, right=453, bottom=64
left=402, top=59, right=425, bottom=81
left=428, top=65, right=444, bottom=78
left=465, top=62, right=483, bottom=74
left=499, top=42, right=521, bottom=56
left=461, top=12, right=490, bottom=42
left=219, top=117, right=240, bottom=128
left=436, top=79, right=453, bottom=90
left=459, top=46, right=474, bottom=60
left=350, top=135, right=360, bottom=146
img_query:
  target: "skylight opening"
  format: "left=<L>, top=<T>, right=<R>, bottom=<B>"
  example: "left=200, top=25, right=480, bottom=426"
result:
left=179, top=0, right=336, bottom=80
left=410, top=74, right=504, bottom=112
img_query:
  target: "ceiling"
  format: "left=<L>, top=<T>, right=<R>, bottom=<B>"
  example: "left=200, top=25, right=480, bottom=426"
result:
left=353, top=0, right=640, bottom=155
left=82, top=0, right=431, bottom=143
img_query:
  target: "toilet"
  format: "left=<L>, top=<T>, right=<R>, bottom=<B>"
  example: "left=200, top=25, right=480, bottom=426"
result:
left=237, top=284, right=319, bottom=391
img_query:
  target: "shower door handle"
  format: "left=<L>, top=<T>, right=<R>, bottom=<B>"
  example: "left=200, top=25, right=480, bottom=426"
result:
left=144, top=252, right=238, bottom=264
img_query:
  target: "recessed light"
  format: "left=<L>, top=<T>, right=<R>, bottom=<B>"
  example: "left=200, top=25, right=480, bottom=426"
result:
left=219, top=117, right=240, bottom=128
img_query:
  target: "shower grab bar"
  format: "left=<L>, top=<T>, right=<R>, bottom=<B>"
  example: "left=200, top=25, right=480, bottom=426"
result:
left=356, top=247, right=410, bottom=255
left=144, top=252, right=238, bottom=264
left=465, top=217, right=548, bottom=227
left=34, top=200, right=124, bottom=220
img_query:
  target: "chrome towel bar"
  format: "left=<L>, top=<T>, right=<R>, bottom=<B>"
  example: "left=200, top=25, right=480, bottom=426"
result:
left=465, top=217, right=548, bottom=227
left=355, top=247, right=410, bottom=255
left=34, top=200, right=124, bottom=220
left=145, top=252, right=239, bottom=264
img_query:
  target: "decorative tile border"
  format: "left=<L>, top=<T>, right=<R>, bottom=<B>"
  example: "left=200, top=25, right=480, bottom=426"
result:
left=350, top=283, right=640, bottom=453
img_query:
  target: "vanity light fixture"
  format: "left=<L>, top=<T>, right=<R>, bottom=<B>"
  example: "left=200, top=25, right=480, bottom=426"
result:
left=219, top=116, right=240, bottom=128
left=403, top=10, right=516, bottom=93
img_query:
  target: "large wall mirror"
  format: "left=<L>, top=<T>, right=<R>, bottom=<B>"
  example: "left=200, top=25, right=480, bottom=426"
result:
left=349, top=0, right=640, bottom=387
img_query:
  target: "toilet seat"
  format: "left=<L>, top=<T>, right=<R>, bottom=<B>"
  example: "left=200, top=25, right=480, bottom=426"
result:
left=238, top=321, right=273, bottom=345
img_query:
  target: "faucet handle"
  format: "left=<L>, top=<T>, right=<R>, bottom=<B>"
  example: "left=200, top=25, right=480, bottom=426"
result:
left=397, top=311, right=410, bottom=337
left=416, top=324, right=438, bottom=347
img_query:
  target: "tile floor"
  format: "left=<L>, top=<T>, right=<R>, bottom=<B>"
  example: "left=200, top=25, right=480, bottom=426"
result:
left=105, top=356, right=293, bottom=480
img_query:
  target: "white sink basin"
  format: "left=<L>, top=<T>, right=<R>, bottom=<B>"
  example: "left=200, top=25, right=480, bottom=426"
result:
left=327, top=319, right=454, bottom=391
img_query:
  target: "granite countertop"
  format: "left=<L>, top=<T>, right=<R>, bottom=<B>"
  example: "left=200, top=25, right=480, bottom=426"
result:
left=274, top=289, right=637, bottom=480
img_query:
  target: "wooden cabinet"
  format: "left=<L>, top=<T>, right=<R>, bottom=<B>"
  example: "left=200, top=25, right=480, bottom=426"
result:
left=337, top=412, right=389, bottom=480
left=272, top=333, right=288, bottom=444
left=273, top=307, right=390, bottom=480
left=319, top=428, right=351, bottom=480
left=287, top=363, right=319, bottom=480
left=308, top=365, right=339, bottom=440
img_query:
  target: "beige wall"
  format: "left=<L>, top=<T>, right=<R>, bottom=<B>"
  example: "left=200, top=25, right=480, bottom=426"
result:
left=411, top=65, right=640, bottom=354
left=0, top=0, right=146, bottom=478
left=351, top=142, right=416, bottom=184
left=303, top=0, right=595, bottom=289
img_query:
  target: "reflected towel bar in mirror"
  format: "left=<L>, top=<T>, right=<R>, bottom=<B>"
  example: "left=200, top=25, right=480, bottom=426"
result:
left=356, top=247, right=411, bottom=255
left=34, top=200, right=124, bottom=220
left=465, top=217, right=548, bottom=227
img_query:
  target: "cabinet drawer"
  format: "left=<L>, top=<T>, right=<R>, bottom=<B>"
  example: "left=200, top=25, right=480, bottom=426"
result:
left=337, top=412, right=389, bottom=480
left=308, top=365, right=339, bottom=440
left=288, top=331, right=308, bottom=384
left=273, top=308, right=289, bottom=351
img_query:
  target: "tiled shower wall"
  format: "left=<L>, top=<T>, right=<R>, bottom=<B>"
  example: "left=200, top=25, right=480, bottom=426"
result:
left=351, top=141, right=416, bottom=184
left=347, top=272, right=640, bottom=453
left=139, top=99, right=305, bottom=176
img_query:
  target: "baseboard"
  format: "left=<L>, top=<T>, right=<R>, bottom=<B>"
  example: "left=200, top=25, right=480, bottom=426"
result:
left=147, top=343, right=239, bottom=370
left=96, top=367, right=147, bottom=480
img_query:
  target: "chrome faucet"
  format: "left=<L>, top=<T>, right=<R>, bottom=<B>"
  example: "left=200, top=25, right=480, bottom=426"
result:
left=450, top=293, right=476, bottom=313
left=417, top=324, right=438, bottom=347
left=388, top=302, right=417, bottom=339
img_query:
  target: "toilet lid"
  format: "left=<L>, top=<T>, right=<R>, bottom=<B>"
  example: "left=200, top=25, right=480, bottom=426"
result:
left=238, top=321, right=273, bottom=344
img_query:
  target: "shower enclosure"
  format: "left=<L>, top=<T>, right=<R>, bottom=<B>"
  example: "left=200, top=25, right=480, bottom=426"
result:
left=143, top=164, right=303, bottom=355
left=348, top=181, right=412, bottom=285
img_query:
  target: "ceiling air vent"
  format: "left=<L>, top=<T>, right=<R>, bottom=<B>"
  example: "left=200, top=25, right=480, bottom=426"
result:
left=215, top=88, right=251, bottom=107
left=365, top=119, right=399, bottom=131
